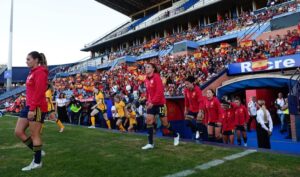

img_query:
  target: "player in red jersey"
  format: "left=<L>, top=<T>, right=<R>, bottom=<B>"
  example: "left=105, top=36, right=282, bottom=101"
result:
left=14, top=52, right=48, bottom=171
left=184, top=76, right=205, bottom=139
left=141, top=63, right=180, bottom=150
left=232, top=97, right=249, bottom=146
left=204, top=89, right=223, bottom=142
left=220, top=100, right=235, bottom=144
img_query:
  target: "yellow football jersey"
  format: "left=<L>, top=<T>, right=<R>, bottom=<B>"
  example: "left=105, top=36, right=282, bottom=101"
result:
left=95, top=92, right=106, bottom=110
left=128, top=111, right=137, bottom=125
left=115, top=101, right=125, bottom=117
left=45, top=89, right=54, bottom=112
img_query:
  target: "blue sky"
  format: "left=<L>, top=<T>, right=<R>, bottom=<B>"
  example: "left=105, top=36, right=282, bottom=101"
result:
left=0, top=0, right=129, bottom=66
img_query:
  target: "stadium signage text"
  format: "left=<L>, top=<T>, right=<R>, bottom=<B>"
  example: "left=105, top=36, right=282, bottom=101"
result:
left=228, top=54, right=300, bottom=75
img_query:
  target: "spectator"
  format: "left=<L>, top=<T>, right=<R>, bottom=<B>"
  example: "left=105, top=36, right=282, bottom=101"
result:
left=247, top=96, right=258, bottom=132
left=282, top=98, right=291, bottom=139
left=56, top=93, right=69, bottom=123
left=69, top=96, right=82, bottom=124
left=256, top=99, right=273, bottom=149
left=275, top=92, right=286, bottom=133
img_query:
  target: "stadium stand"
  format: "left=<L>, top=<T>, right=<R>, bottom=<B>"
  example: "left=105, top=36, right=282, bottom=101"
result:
left=1, top=0, right=299, bottom=99
left=134, top=0, right=189, bottom=31
left=6, top=0, right=291, bottom=102
left=51, top=26, right=300, bottom=99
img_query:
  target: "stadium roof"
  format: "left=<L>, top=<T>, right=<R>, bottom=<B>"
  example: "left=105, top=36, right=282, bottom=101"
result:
left=95, top=0, right=171, bottom=17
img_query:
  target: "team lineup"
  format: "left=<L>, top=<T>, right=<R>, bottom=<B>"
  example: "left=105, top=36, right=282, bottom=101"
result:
left=13, top=51, right=274, bottom=171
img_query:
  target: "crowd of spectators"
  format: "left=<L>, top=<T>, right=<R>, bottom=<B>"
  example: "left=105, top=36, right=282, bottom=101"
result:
left=100, top=0, right=298, bottom=61
left=1, top=28, right=299, bottom=113
left=103, top=0, right=296, bottom=44
left=52, top=26, right=300, bottom=101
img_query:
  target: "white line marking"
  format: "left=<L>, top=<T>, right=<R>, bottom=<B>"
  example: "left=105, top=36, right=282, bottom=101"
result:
left=195, top=159, right=225, bottom=170
left=223, top=149, right=257, bottom=161
left=164, top=170, right=196, bottom=177
left=164, top=149, right=257, bottom=177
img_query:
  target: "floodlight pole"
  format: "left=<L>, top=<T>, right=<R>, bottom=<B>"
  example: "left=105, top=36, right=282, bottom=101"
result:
left=6, top=0, right=14, bottom=91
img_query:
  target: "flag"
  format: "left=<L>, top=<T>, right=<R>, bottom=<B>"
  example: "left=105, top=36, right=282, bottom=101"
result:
left=252, top=58, right=268, bottom=71
left=240, top=40, right=253, bottom=47
left=127, top=66, right=137, bottom=71
left=194, top=52, right=202, bottom=59
left=138, top=75, right=146, bottom=81
left=220, top=43, right=230, bottom=48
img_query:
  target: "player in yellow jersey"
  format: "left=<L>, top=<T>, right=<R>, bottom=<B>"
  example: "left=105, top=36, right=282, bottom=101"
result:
left=114, top=95, right=126, bottom=132
left=125, top=104, right=137, bottom=132
left=88, top=88, right=111, bottom=129
left=45, top=84, right=65, bottom=133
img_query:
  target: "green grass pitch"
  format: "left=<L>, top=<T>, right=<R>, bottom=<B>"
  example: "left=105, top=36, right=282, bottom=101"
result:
left=0, top=116, right=299, bottom=177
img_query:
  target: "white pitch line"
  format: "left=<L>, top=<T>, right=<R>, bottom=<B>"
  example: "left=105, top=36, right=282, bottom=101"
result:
left=195, top=159, right=225, bottom=170
left=164, top=149, right=257, bottom=177
left=223, top=149, right=257, bottom=161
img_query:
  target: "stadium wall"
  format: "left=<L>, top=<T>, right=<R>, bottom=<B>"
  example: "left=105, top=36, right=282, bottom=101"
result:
left=0, top=65, right=59, bottom=83
left=271, top=11, right=300, bottom=31
left=291, top=115, right=300, bottom=141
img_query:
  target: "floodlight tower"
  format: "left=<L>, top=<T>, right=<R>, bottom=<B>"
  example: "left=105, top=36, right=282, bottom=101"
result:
left=6, top=0, right=14, bottom=91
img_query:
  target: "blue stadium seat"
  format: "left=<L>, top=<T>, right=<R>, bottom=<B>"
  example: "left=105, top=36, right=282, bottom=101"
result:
left=178, top=0, right=199, bottom=11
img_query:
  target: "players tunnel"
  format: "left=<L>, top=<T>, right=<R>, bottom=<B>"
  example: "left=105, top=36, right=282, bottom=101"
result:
left=216, top=75, right=295, bottom=101
left=216, top=74, right=300, bottom=142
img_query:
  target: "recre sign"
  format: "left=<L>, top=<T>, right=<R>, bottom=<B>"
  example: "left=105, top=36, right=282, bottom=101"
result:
left=228, top=54, right=300, bottom=75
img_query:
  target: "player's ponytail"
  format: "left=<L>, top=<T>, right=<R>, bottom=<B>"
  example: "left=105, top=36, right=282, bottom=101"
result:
left=28, top=51, right=48, bottom=69
left=39, top=53, right=48, bottom=68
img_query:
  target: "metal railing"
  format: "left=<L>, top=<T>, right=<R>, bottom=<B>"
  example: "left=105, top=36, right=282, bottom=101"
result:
left=289, top=68, right=300, bottom=114
left=238, top=21, right=267, bottom=43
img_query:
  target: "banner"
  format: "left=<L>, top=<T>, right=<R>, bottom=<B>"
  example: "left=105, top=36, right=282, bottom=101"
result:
left=228, top=54, right=300, bottom=75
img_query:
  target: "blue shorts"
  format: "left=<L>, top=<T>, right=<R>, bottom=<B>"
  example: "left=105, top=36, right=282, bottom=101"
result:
left=20, top=106, right=46, bottom=123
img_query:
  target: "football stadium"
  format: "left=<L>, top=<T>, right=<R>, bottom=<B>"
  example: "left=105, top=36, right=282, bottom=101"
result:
left=1, top=0, right=300, bottom=176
